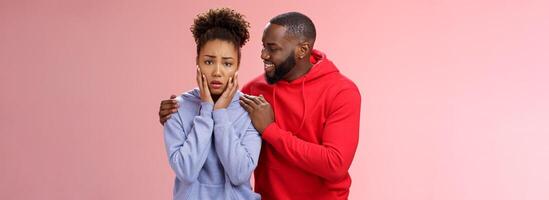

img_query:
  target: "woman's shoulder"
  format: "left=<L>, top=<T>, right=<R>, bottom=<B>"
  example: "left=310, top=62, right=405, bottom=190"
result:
left=226, top=91, right=251, bottom=118
left=176, top=88, right=201, bottom=104
left=174, top=88, right=202, bottom=117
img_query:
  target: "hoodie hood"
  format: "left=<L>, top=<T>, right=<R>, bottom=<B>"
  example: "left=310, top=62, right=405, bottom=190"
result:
left=278, top=49, right=339, bottom=85
left=271, top=49, right=340, bottom=133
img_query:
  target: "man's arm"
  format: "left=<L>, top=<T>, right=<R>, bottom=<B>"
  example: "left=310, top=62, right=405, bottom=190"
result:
left=241, top=88, right=361, bottom=181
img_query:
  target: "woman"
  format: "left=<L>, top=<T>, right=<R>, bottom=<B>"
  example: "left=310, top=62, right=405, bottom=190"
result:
left=163, top=8, right=261, bottom=200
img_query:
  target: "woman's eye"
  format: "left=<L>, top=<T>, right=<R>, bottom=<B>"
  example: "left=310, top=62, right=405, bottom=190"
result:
left=224, top=63, right=233, bottom=67
left=204, top=60, right=213, bottom=65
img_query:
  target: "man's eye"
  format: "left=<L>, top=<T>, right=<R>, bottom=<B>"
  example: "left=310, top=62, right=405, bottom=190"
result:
left=262, top=47, right=277, bottom=52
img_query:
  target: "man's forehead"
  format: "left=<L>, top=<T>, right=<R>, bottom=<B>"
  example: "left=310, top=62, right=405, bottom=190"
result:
left=262, top=23, right=288, bottom=41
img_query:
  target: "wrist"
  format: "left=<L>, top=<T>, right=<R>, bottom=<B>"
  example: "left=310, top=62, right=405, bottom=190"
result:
left=213, top=103, right=228, bottom=110
left=260, top=123, right=277, bottom=137
left=202, top=99, right=214, bottom=104
left=258, top=122, right=274, bottom=134
left=199, top=102, right=214, bottom=117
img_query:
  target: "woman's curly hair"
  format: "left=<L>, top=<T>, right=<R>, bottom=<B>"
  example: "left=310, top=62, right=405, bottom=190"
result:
left=191, top=8, right=250, bottom=63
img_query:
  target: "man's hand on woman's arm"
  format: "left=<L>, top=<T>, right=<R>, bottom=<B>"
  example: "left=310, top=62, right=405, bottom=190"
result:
left=159, top=94, right=179, bottom=125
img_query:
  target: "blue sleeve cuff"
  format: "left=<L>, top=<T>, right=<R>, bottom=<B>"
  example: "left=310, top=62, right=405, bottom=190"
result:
left=212, top=108, right=229, bottom=124
left=199, top=102, right=214, bottom=118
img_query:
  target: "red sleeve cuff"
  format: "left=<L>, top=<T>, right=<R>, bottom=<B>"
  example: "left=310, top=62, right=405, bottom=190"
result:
left=261, top=123, right=279, bottom=142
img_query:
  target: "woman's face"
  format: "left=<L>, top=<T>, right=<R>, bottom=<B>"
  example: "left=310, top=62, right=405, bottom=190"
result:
left=197, top=39, right=239, bottom=95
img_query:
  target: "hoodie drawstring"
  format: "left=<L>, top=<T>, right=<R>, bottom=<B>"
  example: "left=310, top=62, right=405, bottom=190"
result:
left=271, top=78, right=307, bottom=134
left=296, top=77, right=307, bottom=133
left=272, top=86, right=277, bottom=114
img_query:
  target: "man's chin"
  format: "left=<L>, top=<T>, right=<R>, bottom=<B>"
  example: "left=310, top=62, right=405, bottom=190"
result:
left=264, top=74, right=278, bottom=85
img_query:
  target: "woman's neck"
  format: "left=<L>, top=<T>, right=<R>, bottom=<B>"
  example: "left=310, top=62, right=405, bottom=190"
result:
left=212, top=94, right=220, bottom=102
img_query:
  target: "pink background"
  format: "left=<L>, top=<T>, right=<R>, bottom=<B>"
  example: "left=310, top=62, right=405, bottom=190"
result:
left=1, top=0, right=548, bottom=199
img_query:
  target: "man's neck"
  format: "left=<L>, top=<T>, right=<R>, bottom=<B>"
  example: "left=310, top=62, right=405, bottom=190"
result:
left=284, top=61, right=313, bottom=82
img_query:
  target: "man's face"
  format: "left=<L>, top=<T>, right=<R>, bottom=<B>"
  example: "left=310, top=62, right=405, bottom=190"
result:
left=261, top=23, right=298, bottom=84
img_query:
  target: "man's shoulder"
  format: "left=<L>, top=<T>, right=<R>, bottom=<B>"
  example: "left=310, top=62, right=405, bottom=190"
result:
left=242, top=75, right=269, bottom=95
left=244, top=74, right=267, bottom=87
left=322, top=73, right=361, bottom=112
left=325, top=72, right=360, bottom=96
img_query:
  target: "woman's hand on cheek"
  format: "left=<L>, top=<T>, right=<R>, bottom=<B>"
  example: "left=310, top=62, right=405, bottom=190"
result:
left=196, top=67, right=214, bottom=103
left=214, top=72, right=238, bottom=110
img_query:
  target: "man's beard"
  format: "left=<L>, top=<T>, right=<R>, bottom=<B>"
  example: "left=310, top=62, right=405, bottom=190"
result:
left=265, top=51, right=296, bottom=84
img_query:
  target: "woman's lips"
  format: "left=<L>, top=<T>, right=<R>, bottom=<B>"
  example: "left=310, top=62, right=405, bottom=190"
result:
left=210, top=80, right=223, bottom=89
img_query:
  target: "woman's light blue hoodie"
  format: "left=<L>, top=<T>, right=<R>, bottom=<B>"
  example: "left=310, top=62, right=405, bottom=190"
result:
left=163, top=88, right=261, bottom=200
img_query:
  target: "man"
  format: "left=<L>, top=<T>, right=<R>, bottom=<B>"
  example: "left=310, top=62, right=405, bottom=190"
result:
left=159, top=12, right=361, bottom=200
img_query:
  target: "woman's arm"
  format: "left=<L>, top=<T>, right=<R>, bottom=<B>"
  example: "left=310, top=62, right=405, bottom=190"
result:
left=212, top=109, right=262, bottom=185
left=163, top=102, right=214, bottom=184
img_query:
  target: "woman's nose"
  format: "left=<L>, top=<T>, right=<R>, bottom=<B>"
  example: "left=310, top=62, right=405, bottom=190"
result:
left=212, top=64, right=222, bottom=77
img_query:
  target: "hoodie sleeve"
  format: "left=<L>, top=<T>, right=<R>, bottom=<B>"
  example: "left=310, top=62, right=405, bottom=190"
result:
left=212, top=109, right=262, bottom=185
left=261, top=88, right=361, bottom=181
left=163, top=102, right=214, bottom=184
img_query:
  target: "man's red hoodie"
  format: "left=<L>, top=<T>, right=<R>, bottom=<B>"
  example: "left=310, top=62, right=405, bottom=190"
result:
left=242, top=50, right=361, bottom=200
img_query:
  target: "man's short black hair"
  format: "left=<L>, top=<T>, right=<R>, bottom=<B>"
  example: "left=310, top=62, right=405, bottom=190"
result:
left=269, top=12, right=316, bottom=44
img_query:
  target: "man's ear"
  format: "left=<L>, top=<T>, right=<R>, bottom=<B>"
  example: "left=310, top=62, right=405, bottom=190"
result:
left=296, top=41, right=311, bottom=59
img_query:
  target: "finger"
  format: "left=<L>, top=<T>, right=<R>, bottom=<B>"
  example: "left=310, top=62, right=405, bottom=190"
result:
left=228, top=76, right=236, bottom=95
left=159, top=115, right=171, bottom=125
left=246, top=94, right=262, bottom=105
left=229, top=84, right=238, bottom=100
left=159, top=109, right=175, bottom=117
left=240, top=100, right=252, bottom=112
left=169, top=94, right=177, bottom=99
left=235, top=72, right=239, bottom=90
left=161, top=99, right=179, bottom=106
left=218, top=77, right=232, bottom=99
left=230, top=79, right=237, bottom=95
left=244, top=94, right=259, bottom=99
left=196, top=67, right=203, bottom=90
left=160, top=102, right=179, bottom=110
left=226, top=77, right=234, bottom=93
left=202, top=74, right=211, bottom=95
left=258, top=95, right=267, bottom=104
left=240, top=95, right=258, bottom=108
